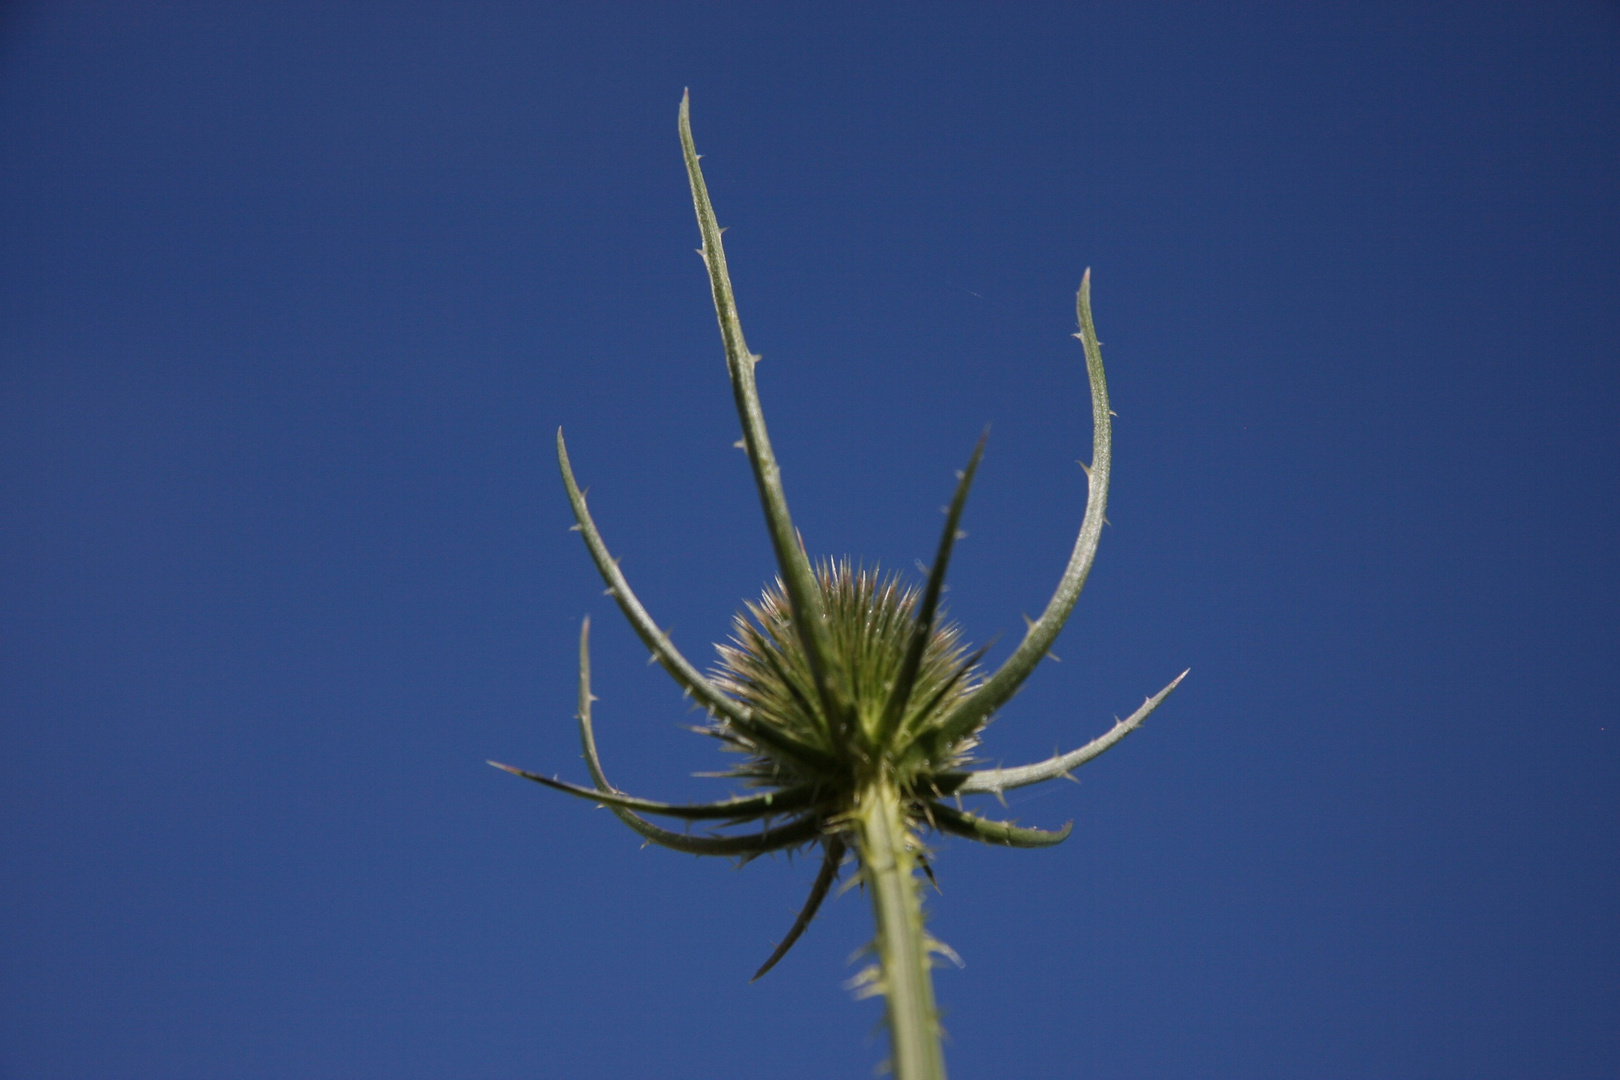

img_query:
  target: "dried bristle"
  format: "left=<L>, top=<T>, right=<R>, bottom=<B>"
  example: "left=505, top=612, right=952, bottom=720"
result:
left=711, top=560, right=982, bottom=788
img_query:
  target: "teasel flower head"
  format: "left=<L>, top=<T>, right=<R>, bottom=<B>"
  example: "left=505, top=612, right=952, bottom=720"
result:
left=490, top=92, right=1186, bottom=1080
left=711, top=561, right=985, bottom=793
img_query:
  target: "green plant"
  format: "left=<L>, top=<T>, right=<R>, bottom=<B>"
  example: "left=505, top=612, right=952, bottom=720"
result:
left=492, top=92, right=1185, bottom=1080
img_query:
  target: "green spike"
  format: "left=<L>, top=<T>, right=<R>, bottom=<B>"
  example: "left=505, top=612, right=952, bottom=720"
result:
left=751, top=836, right=846, bottom=981
left=678, top=91, right=851, bottom=742
left=488, top=761, right=820, bottom=822
left=877, top=431, right=987, bottom=749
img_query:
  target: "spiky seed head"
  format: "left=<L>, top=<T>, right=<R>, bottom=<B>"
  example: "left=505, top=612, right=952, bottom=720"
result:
left=711, top=560, right=983, bottom=794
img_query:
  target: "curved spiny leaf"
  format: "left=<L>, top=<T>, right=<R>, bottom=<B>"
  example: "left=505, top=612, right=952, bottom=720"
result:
left=573, top=618, right=822, bottom=857
left=937, top=272, right=1112, bottom=746
left=751, top=836, right=846, bottom=981
left=557, top=429, right=743, bottom=724
left=488, top=761, right=821, bottom=822
left=927, top=801, right=1072, bottom=848
left=559, top=435, right=839, bottom=776
left=679, top=91, right=849, bottom=739
left=877, top=432, right=986, bottom=748
left=951, top=669, right=1187, bottom=795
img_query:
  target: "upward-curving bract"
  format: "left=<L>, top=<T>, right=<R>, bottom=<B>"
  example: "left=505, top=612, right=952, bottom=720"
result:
left=562, top=617, right=823, bottom=859
left=494, top=91, right=1184, bottom=1080
left=953, top=669, right=1190, bottom=795
left=934, top=273, right=1114, bottom=750
left=555, top=431, right=744, bottom=726
left=678, top=95, right=846, bottom=737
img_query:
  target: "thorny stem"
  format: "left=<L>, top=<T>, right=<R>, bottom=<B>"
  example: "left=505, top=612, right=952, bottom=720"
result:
left=855, top=779, right=946, bottom=1080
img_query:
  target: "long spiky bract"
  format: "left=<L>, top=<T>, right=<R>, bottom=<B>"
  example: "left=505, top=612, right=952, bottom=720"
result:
left=494, top=91, right=1186, bottom=1080
left=678, top=93, right=849, bottom=739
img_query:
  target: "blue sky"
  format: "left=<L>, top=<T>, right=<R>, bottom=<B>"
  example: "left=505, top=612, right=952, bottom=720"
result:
left=2, top=3, right=1616, bottom=1077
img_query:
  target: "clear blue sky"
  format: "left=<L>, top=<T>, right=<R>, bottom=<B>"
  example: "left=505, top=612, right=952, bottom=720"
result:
left=2, top=3, right=1616, bottom=1077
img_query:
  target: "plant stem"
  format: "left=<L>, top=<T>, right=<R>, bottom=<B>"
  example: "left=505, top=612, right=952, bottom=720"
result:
left=855, top=779, right=946, bottom=1080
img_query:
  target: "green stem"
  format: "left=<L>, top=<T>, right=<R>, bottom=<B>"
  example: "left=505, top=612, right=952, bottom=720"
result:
left=855, top=780, right=946, bottom=1080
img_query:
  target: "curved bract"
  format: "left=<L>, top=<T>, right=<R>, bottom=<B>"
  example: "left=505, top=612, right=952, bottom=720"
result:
left=926, top=802, right=1074, bottom=848
left=488, top=759, right=823, bottom=821
left=678, top=93, right=846, bottom=736
left=935, top=272, right=1114, bottom=748
left=494, top=92, right=1184, bottom=1080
